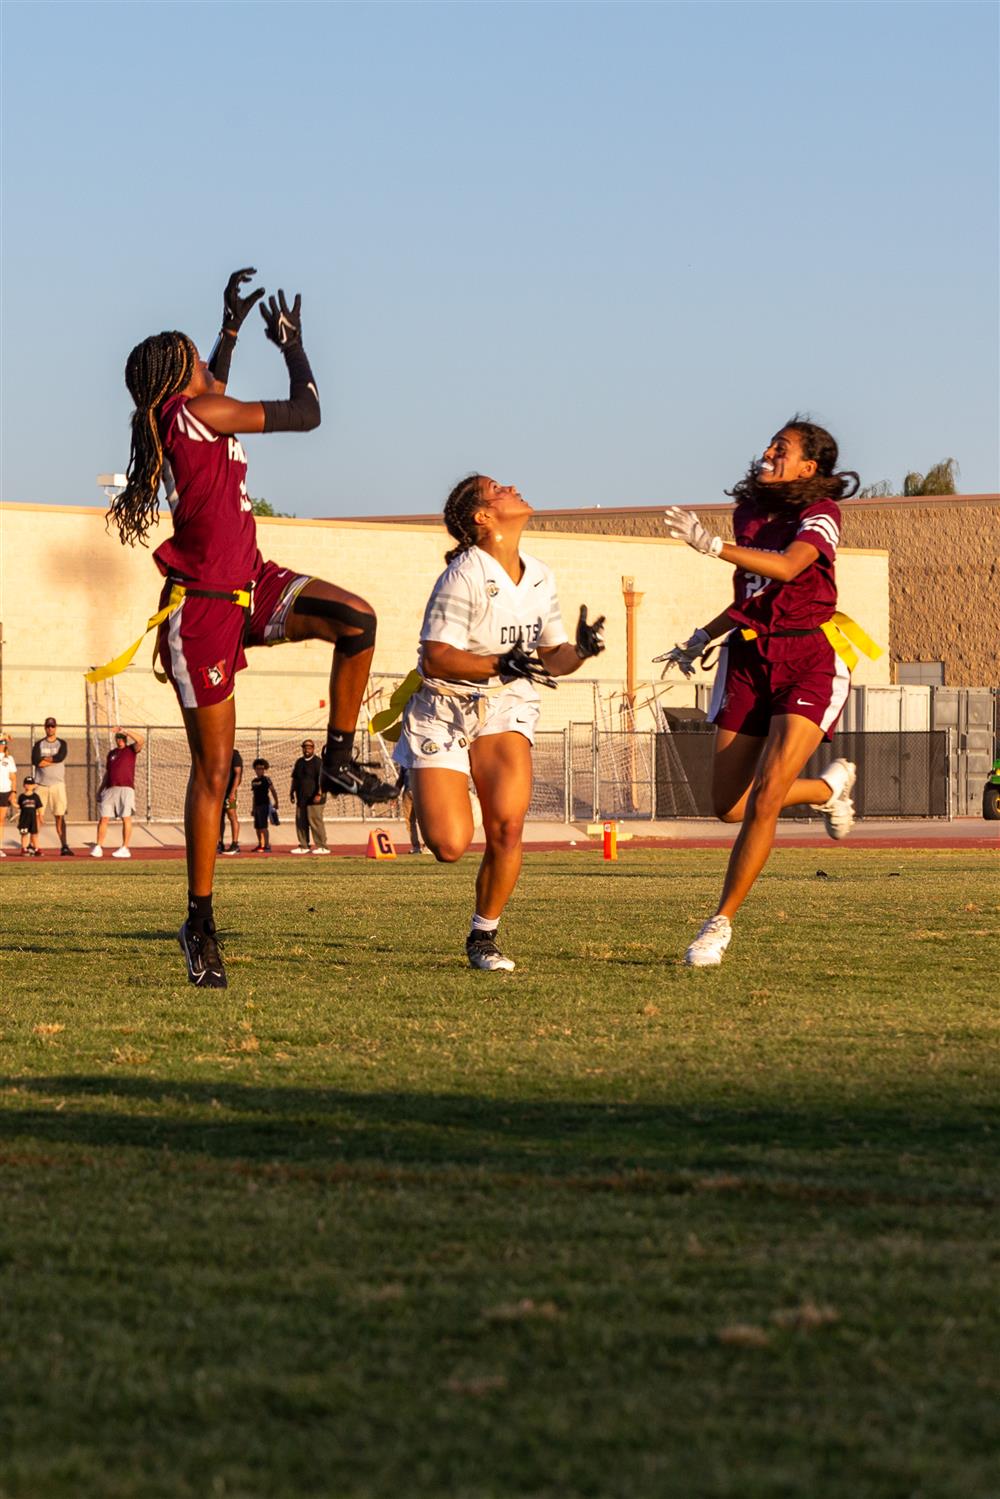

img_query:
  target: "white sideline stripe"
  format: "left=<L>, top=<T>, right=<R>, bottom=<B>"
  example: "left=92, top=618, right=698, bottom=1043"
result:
left=821, top=649, right=852, bottom=733
left=707, top=640, right=730, bottom=722
left=167, top=601, right=198, bottom=709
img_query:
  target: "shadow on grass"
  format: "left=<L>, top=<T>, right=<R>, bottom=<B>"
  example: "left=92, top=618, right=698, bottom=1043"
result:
left=0, top=1074, right=996, bottom=1206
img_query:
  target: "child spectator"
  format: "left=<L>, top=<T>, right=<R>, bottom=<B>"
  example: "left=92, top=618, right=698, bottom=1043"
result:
left=18, top=776, right=43, bottom=857
left=250, top=759, right=279, bottom=853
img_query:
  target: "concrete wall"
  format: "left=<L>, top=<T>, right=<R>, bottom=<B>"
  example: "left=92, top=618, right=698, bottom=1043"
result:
left=525, top=495, right=1000, bottom=688
left=0, top=502, right=889, bottom=731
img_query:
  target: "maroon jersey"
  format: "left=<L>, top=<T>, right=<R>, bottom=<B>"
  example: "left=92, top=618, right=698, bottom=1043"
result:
left=103, top=744, right=137, bottom=789
left=152, top=395, right=262, bottom=589
left=728, top=498, right=841, bottom=638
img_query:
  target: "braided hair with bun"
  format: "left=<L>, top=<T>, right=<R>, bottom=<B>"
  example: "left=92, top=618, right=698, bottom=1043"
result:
left=108, top=331, right=197, bottom=547
left=443, top=474, right=486, bottom=563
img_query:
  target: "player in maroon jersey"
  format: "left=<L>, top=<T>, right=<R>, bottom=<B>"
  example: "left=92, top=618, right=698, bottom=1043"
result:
left=107, top=270, right=394, bottom=988
left=658, top=417, right=862, bottom=967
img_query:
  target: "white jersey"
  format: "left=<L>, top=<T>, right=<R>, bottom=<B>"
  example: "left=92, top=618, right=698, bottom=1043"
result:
left=418, top=546, right=569, bottom=701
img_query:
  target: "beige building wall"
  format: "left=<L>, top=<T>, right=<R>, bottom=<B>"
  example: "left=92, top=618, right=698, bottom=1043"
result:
left=0, top=502, right=889, bottom=731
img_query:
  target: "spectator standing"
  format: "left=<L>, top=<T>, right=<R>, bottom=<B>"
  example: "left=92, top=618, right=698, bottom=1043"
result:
left=32, top=718, right=74, bottom=854
left=250, top=759, right=279, bottom=853
left=18, top=776, right=43, bottom=856
left=91, top=728, right=145, bottom=859
left=290, top=739, right=329, bottom=855
left=218, top=749, right=244, bottom=856
left=0, top=734, right=17, bottom=857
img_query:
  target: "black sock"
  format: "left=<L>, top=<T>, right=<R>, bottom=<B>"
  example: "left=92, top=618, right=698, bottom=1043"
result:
left=188, top=892, right=214, bottom=932
left=324, top=730, right=355, bottom=767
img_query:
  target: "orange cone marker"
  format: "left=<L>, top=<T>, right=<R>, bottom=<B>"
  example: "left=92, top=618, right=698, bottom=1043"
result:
left=366, top=828, right=397, bottom=860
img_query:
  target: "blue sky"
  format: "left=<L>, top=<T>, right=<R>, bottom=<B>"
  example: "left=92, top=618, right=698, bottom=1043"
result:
left=2, top=1, right=997, bottom=517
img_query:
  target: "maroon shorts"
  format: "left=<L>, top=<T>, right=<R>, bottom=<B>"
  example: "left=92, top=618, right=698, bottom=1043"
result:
left=708, top=631, right=851, bottom=742
left=158, top=559, right=312, bottom=710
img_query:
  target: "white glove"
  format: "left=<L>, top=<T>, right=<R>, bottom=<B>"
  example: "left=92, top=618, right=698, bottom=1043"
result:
left=663, top=506, right=723, bottom=557
left=653, top=626, right=711, bottom=679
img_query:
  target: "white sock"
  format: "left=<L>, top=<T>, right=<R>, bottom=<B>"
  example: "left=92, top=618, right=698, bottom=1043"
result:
left=470, top=913, right=499, bottom=934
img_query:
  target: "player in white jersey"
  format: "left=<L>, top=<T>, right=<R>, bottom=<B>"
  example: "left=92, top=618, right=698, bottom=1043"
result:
left=395, top=474, right=606, bottom=972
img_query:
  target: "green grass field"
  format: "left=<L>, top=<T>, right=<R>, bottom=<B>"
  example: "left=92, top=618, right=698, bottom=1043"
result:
left=1, top=849, right=998, bottom=1499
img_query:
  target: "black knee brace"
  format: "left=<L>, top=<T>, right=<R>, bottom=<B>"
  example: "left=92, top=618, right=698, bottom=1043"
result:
left=292, top=594, right=376, bottom=656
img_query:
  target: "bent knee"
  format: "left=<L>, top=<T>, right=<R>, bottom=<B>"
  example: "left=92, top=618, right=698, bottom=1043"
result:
left=427, top=839, right=466, bottom=864
left=713, top=800, right=744, bottom=824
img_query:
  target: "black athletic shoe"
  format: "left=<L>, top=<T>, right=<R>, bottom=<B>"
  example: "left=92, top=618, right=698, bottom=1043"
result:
left=178, top=921, right=227, bottom=988
left=216, top=840, right=225, bottom=855
left=466, top=930, right=516, bottom=973
left=60, top=845, right=74, bottom=856
left=222, top=844, right=241, bottom=857
left=321, top=755, right=396, bottom=806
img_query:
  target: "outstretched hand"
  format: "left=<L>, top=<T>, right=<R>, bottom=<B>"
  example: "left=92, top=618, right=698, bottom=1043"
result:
left=222, top=268, right=264, bottom=335
left=575, top=604, right=606, bottom=659
left=497, top=642, right=557, bottom=689
left=663, top=507, right=723, bottom=557
left=260, top=290, right=303, bottom=349
left=653, top=626, right=711, bottom=679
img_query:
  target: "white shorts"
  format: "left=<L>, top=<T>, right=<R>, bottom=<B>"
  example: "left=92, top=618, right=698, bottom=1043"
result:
left=99, top=786, right=136, bottom=820
left=393, top=684, right=539, bottom=774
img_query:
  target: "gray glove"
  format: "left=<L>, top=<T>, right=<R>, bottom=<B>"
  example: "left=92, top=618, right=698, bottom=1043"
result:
left=653, top=626, right=711, bottom=679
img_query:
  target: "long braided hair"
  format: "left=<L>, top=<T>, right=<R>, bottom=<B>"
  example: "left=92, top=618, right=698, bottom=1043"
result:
left=726, top=415, right=860, bottom=512
left=443, top=473, right=486, bottom=563
left=108, top=331, right=197, bottom=547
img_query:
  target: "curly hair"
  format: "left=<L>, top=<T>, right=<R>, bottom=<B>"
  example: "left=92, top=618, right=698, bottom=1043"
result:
left=108, top=331, right=196, bottom=547
left=443, top=474, right=486, bottom=563
left=727, top=415, right=860, bottom=511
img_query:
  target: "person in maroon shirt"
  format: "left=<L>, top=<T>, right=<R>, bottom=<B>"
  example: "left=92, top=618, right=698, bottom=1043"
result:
left=92, top=728, right=145, bottom=859
left=106, top=270, right=394, bottom=988
left=659, top=417, right=864, bottom=968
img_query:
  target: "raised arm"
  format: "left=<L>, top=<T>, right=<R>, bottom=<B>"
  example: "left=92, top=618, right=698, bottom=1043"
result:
left=663, top=508, right=819, bottom=583
left=206, top=268, right=265, bottom=390
left=188, top=289, right=321, bottom=437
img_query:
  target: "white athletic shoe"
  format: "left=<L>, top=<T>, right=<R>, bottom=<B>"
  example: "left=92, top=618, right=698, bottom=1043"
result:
left=466, top=931, right=516, bottom=972
left=90, top=845, right=104, bottom=859
left=814, top=758, right=857, bottom=840
left=310, top=846, right=330, bottom=856
left=112, top=846, right=132, bottom=859
left=684, top=915, right=733, bottom=968
left=291, top=846, right=310, bottom=854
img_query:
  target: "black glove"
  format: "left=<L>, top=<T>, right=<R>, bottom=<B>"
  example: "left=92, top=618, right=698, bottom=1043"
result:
left=575, top=604, right=605, bottom=659
left=222, top=267, right=265, bottom=336
left=260, top=289, right=303, bottom=349
left=497, top=642, right=557, bottom=689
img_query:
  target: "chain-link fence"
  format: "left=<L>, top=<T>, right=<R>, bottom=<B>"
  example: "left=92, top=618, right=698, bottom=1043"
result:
left=2, top=722, right=953, bottom=823
left=655, top=727, right=951, bottom=820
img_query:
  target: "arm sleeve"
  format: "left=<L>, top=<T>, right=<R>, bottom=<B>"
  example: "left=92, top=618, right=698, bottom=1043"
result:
left=261, top=344, right=321, bottom=434
left=795, top=502, right=841, bottom=565
left=537, top=567, right=570, bottom=648
left=52, top=740, right=68, bottom=764
left=419, top=567, right=480, bottom=650
left=31, top=742, right=42, bottom=768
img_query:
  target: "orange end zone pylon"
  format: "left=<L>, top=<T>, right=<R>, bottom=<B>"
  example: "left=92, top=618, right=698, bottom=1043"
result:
left=603, top=821, right=618, bottom=861
left=366, top=828, right=397, bottom=860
